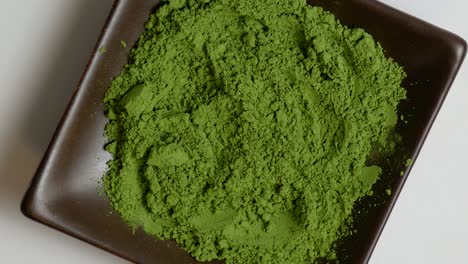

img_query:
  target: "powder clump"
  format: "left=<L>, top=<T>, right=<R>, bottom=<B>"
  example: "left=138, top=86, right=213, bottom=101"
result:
left=103, top=0, right=406, bottom=263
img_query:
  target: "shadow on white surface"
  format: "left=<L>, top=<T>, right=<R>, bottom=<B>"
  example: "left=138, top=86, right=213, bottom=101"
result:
left=0, top=0, right=113, bottom=211
left=22, top=0, right=113, bottom=152
left=0, top=0, right=127, bottom=263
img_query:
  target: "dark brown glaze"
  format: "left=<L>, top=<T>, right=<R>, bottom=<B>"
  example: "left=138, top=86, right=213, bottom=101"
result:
left=21, top=0, right=466, bottom=263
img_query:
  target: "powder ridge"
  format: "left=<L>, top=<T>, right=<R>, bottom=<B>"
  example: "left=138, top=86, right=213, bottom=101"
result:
left=103, top=0, right=406, bottom=263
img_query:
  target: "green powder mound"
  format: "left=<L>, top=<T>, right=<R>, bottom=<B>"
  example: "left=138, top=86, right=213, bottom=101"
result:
left=103, top=0, right=406, bottom=263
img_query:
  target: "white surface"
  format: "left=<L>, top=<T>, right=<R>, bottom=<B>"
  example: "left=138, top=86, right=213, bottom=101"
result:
left=0, top=0, right=466, bottom=263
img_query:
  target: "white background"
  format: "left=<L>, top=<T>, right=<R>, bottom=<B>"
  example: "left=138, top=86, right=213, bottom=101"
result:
left=0, top=0, right=466, bottom=263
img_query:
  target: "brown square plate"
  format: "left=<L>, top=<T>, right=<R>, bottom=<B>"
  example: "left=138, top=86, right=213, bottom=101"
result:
left=21, top=0, right=466, bottom=263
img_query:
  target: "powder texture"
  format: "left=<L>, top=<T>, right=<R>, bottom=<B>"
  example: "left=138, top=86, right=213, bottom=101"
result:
left=103, top=0, right=406, bottom=263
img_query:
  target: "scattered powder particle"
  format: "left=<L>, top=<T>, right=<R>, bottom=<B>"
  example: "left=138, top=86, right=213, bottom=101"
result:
left=98, top=46, right=106, bottom=54
left=405, top=159, right=413, bottom=167
left=103, top=0, right=406, bottom=263
left=121, top=40, right=127, bottom=48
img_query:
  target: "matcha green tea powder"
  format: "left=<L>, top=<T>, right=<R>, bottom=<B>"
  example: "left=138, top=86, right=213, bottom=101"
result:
left=103, top=0, right=406, bottom=263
